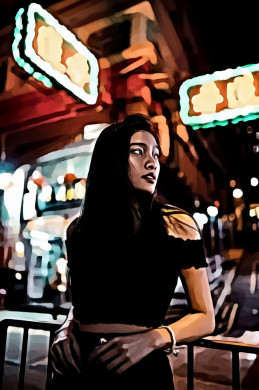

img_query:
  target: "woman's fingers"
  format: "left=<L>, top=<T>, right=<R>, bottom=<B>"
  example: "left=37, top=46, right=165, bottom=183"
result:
left=51, top=339, right=81, bottom=374
left=50, top=346, right=68, bottom=376
left=87, top=342, right=110, bottom=363
left=50, top=355, right=66, bottom=376
left=63, top=338, right=81, bottom=373
left=53, top=341, right=70, bottom=370
left=115, top=360, right=132, bottom=375
left=105, top=353, right=127, bottom=371
left=94, top=347, right=119, bottom=366
left=69, top=333, right=82, bottom=367
left=87, top=337, right=134, bottom=375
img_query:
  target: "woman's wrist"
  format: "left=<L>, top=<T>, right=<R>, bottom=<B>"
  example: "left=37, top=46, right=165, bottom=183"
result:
left=149, top=327, right=171, bottom=350
left=157, top=325, right=180, bottom=357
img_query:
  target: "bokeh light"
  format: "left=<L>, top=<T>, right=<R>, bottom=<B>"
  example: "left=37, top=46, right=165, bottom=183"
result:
left=251, top=177, right=259, bottom=187
left=207, top=206, right=218, bottom=217
left=233, top=188, right=243, bottom=198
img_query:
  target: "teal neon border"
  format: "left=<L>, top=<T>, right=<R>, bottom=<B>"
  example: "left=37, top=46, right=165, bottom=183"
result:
left=179, top=64, right=259, bottom=129
left=24, top=3, right=99, bottom=104
left=12, top=8, right=52, bottom=87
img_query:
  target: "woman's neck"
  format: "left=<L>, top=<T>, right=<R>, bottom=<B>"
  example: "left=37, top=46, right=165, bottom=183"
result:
left=131, top=195, right=151, bottom=211
left=130, top=190, right=155, bottom=233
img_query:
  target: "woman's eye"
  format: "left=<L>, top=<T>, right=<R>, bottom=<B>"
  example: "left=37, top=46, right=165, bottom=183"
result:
left=154, top=153, right=160, bottom=159
left=131, top=149, right=143, bottom=155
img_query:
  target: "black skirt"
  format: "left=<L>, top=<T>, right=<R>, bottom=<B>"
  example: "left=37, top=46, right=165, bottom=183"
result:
left=49, top=330, right=175, bottom=390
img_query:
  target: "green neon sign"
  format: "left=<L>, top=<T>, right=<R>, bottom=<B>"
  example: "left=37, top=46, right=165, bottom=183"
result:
left=179, top=64, right=259, bottom=129
left=13, top=8, right=52, bottom=87
left=13, top=3, right=99, bottom=104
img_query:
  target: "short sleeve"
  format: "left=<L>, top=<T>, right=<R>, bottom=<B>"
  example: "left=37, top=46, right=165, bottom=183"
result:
left=178, top=238, right=208, bottom=269
left=161, top=205, right=208, bottom=269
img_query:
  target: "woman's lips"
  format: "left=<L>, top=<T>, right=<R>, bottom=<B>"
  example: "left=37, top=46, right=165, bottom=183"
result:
left=142, top=173, right=156, bottom=183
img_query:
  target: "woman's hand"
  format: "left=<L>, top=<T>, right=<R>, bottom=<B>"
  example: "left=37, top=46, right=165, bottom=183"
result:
left=50, top=320, right=82, bottom=376
left=87, top=329, right=168, bottom=375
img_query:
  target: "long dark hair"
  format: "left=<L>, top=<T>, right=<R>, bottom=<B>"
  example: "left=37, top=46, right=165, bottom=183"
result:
left=71, top=114, right=162, bottom=241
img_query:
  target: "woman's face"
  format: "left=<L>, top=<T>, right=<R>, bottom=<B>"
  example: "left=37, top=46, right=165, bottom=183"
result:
left=128, top=130, right=160, bottom=194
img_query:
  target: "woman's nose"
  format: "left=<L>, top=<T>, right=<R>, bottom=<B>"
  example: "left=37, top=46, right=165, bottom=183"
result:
left=145, top=155, right=157, bottom=169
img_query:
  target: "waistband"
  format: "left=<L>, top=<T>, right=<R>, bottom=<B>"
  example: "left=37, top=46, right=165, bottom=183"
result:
left=78, top=322, right=153, bottom=334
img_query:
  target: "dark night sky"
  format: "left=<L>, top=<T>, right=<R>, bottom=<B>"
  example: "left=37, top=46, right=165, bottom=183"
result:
left=186, top=1, right=259, bottom=75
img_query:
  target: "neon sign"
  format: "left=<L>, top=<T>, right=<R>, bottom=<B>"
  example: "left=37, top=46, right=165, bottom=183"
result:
left=179, top=64, right=259, bottom=129
left=13, top=3, right=99, bottom=104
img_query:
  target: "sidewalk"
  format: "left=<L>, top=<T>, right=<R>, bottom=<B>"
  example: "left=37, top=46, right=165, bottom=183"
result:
left=170, top=331, right=259, bottom=390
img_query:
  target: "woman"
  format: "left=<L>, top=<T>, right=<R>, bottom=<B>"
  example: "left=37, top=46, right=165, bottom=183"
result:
left=50, top=114, right=215, bottom=389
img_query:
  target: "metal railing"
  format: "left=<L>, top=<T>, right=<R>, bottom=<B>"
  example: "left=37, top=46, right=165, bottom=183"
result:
left=0, top=318, right=60, bottom=390
left=0, top=317, right=258, bottom=390
left=187, top=338, right=259, bottom=390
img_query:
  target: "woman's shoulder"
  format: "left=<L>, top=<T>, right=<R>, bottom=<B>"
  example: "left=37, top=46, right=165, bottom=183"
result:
left=159, top=203, right=201, bottom=241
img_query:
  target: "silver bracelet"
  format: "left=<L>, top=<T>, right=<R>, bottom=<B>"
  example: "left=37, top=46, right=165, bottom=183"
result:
left=158, top=325, right=180, bottom=357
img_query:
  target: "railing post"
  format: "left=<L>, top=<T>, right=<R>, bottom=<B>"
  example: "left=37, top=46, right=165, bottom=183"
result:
left=0, top=317, right=60, bottom=390
left=187, top=344, right=194, bottom=390
left=0, top=324, right=7, bottom=390
left=18, top=327, right=29, bottom=390
left=46, top=330, right=55, bottom=389
left=232, top=350, right=240, bottom=390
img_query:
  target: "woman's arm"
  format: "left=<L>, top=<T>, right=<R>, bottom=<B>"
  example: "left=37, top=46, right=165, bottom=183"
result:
left=171, top=266, right=215, bottom=341
left=156, top=209, right=215, bottom=347
left=154, top=266, right=215, bottom=349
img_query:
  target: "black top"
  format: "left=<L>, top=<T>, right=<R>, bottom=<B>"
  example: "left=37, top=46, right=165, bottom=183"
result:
left=65, top=204, right=208, bottom=328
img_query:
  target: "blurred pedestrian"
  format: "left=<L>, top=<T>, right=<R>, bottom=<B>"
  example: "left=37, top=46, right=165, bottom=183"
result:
left=49, top=113, right=215, bottom=390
